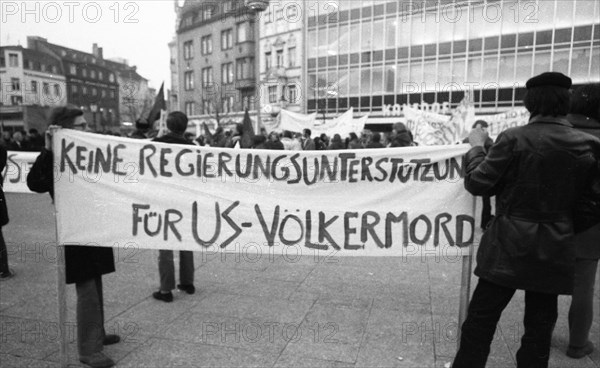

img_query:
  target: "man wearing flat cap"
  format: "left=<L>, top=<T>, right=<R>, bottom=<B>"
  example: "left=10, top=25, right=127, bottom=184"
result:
left=453, top=72, right=600, bottom=367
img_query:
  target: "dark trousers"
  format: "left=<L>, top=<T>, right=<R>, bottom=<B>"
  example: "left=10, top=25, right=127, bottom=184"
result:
left=568, top=258, right=599, bottom=348
left=0, top=228, right=9, bottom=274
left=158, top=250, right=194, bottom=292
left=453, top=278, right=558, bottom=368
left=76, top=276, right=106, bottom=356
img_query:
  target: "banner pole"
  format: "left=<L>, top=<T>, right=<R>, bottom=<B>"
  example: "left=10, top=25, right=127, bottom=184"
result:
left=50, top=128, right=68, bottom=368
left=457, top=195, right=477, bottom=350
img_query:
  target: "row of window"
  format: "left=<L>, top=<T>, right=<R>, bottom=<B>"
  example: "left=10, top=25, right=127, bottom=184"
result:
left=180, top=0, right=237, bottom=28
left=70, top=84, right=117, bottom=99
left=2, top=53, right=59, bottom=75
left=67, top=63, right=115, bottom=82
left=183, top=22, right=254, bottom=59
left=184, top=58, right=255, bottom=90
left=184, top=90, right=254, bottom=116
left=4, top=78, right=62, bottom=96
left=264, top=46, right=296, bottom=71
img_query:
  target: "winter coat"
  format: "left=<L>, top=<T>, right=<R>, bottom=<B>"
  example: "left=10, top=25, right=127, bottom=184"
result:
left=27, top=149, right=115, bottom=284
left=568, top=113, right=600, bottom=260
left=0, top=146, right=8, bottom=227
left=463, top=115, right=600, bottom=295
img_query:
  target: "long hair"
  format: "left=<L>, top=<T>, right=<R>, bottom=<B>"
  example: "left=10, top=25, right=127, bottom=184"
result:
left=523, top=86, right=570, bottom=118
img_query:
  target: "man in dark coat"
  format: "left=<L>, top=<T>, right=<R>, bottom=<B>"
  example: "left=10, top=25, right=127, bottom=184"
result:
left=26, top=106, right=119, bottom=368
left=453, top=72, right=600, bottom=368
left=129, top=117, right=151, bottom=139
left=151, top=111, right=196, bottom=303
left=566, top=83, right=600, bottom=359
left=0, top=145, right=13, bottom=279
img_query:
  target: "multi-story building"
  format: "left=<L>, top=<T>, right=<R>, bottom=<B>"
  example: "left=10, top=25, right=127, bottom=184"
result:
left=306, top=0, right=600, bottom=125
left=0, top=45, right=67, bottom=133
left=259, top=0, right=304, bottom=126
left=176, top=0, right=258, bottom=132
left=105, top=56, right=154, bottom=124
left=27, top=36, right=121, bottom=131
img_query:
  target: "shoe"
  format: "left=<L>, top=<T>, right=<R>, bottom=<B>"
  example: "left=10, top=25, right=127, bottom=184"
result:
left=103, top=334, right=120, bottom=345
left=0, top=270, right=14, bottom=280
left=79, top=352, right=115, bottom=368
left=177, top=284, right=195, bottom=294
left=152, top=291, right=173, bottom=302
left=567, top=341, right=594, bottom=359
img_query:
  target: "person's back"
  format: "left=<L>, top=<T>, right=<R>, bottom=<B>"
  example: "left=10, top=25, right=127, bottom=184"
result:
left=454, top=72, right=600, bottom=368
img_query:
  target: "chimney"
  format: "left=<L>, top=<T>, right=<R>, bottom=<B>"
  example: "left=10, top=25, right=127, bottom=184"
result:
left=92, top=43, right=103, bottom=59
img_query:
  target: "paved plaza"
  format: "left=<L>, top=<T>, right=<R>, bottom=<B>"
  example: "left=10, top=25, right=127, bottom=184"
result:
left=0, top=193, right=598, bottom=367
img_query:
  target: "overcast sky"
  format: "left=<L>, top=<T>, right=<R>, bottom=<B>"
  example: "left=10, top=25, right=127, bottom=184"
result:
left=1, top=0, right=180, bottom=90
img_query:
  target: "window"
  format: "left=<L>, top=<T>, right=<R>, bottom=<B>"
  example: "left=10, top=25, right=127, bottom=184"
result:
left=54, top=84, right=61, bottom=97
left=109, top=89, right=115, bottom=98
left=265, top=51, right=272, bottom=71
left=10, top=96, right=22, bottom=105
left=0, top=55, right=5, bottom=67
left=31, top=81, right=38, bottom=93
left=202, top=99, right=213, bottom=114
left=288, top=47, right=296, bottom=67
left=201, top=35, right=213, bottom=55
left=221, top=62, right=234, bottom=84
left=236, top=22, right=253, bottom=43
left=92, top=87, right=97, bottom=96
left=221, top=29, right=233, bottom=50
left=11, top=78, right=20, bottom=91
left=202, top=67, right=213, bottom=87
left=8, top=53, right=18, bottom=67
left=51, top=65, right=57, bottom=74
left=99, top=71, right=103, bottom=80
left=69, top=64, right=76, bottom=74
left=236, top=57, right=254, bottom=80
left=202, top=4, right=214, bottom=20
left=109, top=73, right=115, bottom=82
left=26, top=60, right=33, bottom=69
left=184, top=71, right=194, bottom=90
left=71, top=85, right=78, bottom=94
left=184, top=40, right=194, bottom=60
left=101, top=89, right=107, bottom=98
left=43, top=82, right=50, bottom=95
left=185, top=101, right=195, bottom=116
left=286, top=85, right=297, bottom=103
left=82, top=86, right=88, bottom=94
left=40, top=64, right=46, bottom=72
left=222, top=95, right=234, bottom=113
left=82, top=68, right=87, bottom=78
left=90, top=70, right=96, bottom=79
left=276, top=49, right=284, bottom=68
left=268, top=85, right=278, bottom=103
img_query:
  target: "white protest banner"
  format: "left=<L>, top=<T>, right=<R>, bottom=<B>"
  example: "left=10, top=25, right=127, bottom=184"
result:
left=476, top=107, right=530, bottom=140
left=2, top=151, right=39, bottom=193
left=312, top=108, right=368, bottom=138
left=403, top=107, right=457, bottom=145
left=266, top=109, right=317, bottom=133
left=53, top=130, right=475, bottom=258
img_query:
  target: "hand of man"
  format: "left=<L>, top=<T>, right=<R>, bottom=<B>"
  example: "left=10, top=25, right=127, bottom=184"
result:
left=468, top=127, right=489, bottom=148
left=45, top=125, right=61, bottom=151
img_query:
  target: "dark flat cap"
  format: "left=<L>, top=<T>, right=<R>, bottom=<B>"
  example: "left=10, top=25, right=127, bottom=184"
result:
left=526, top=72, right=572, bottom=90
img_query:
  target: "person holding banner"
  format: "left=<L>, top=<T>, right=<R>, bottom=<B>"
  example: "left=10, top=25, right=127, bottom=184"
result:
left=566, top=83, right=600, bottom=359
left=151, top=111, right=196, bottom=303
left=26, top=106, right=119, bottom=368
left=453, top=72, right=600, bottom=368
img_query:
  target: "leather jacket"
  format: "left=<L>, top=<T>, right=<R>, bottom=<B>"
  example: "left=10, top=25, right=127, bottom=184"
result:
left=463, top=115, right=600, bottom=294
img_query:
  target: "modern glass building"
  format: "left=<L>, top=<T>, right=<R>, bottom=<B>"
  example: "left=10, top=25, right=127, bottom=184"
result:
left=305, top=0, right=600, bottom=122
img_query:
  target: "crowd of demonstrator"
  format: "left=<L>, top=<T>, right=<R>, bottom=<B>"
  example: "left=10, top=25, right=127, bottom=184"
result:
left=0, top=75, right=599, bottom=368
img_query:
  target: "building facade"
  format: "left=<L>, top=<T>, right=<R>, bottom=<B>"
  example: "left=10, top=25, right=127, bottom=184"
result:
left=27, top=36, right=122, bottom=131
left=258, top=0, right=304, bottom=126
left=176, top=0, right=258, bottom=132
left=0, top=46, right=67, bottom=133
left=306, top=0, right=600, bottom=124
left=105, top=57, right=154, bottom=124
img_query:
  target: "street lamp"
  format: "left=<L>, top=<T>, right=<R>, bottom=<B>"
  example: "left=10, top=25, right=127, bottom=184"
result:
left=245, top=0, right=269, bottom=132
left=90, top=104, right=98, bottom=131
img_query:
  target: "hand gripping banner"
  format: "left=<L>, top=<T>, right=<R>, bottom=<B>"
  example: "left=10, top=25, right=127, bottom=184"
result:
left=53, top=130, right=475, bottom=258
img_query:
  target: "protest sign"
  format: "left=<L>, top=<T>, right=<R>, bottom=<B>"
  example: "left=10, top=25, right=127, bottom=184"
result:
left=52, top=130, right=475, bottom=258
left=477, top=107, right=530, bottom=140
left=403, top=107, right=456, bottom=145
left=2, top=151, right=39, bottom=193
left=267, top=108, right=367, bottom=138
